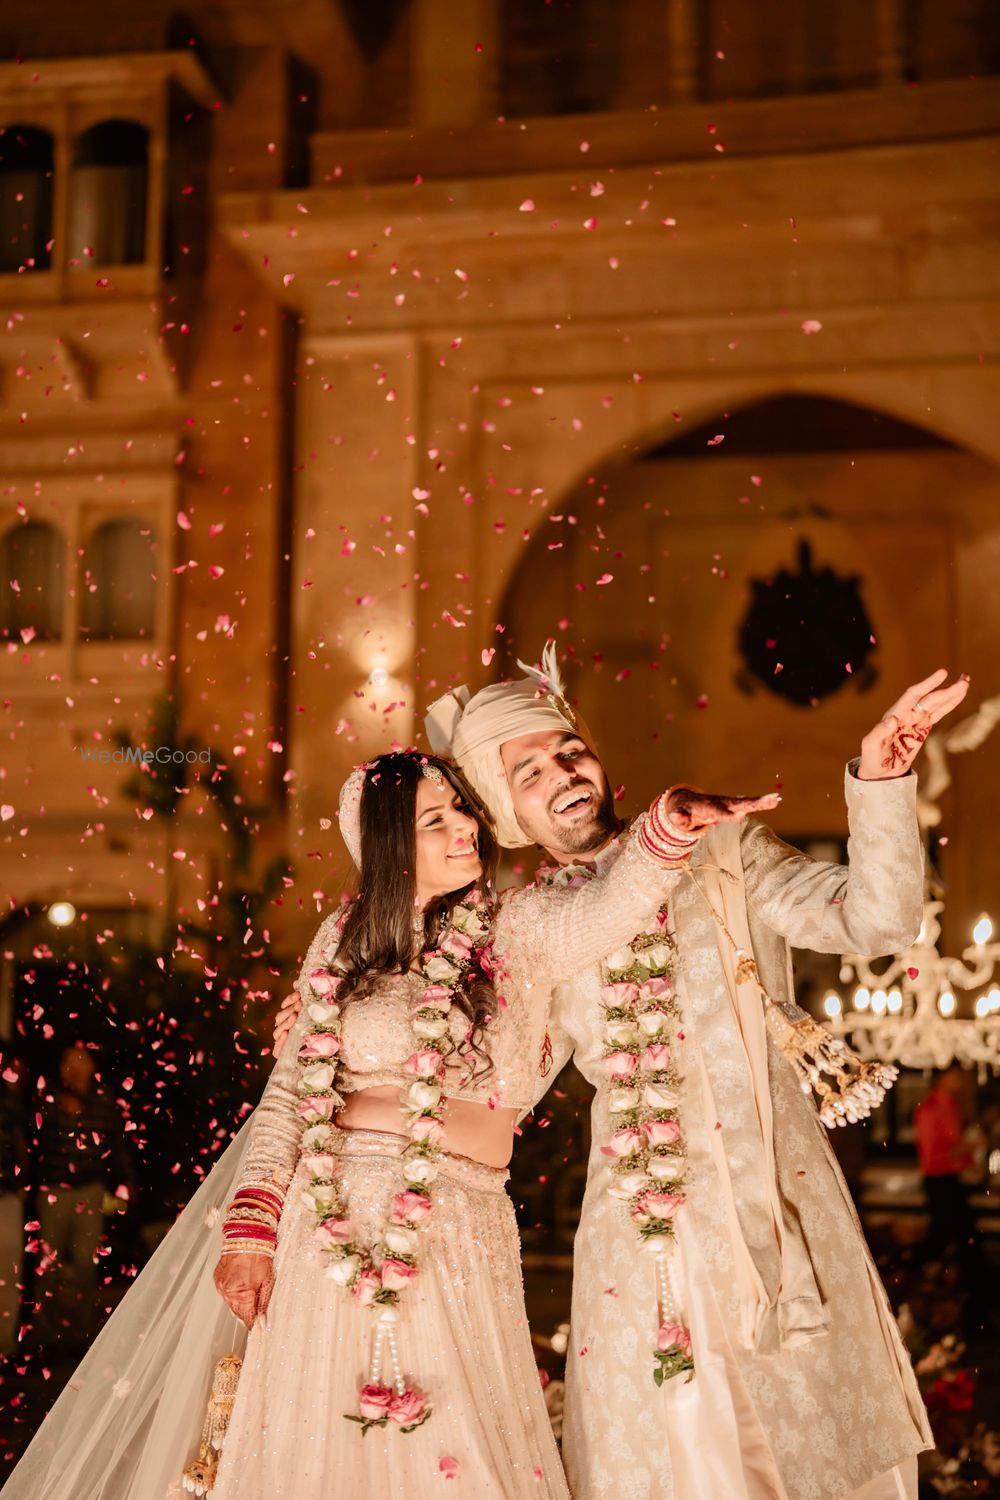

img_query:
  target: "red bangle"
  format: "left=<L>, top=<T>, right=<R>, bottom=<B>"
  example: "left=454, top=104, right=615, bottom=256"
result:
left=223, top=1222, right=277, bottom=1243
left=640, top=795, right=699, bottom=864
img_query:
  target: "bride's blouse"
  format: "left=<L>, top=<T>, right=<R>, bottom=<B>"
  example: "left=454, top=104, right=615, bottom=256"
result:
left=231, top=807, right=694, bottom=1225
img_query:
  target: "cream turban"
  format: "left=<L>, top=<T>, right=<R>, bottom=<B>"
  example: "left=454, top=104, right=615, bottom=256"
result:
left=424, top=643, right=592, bottom=848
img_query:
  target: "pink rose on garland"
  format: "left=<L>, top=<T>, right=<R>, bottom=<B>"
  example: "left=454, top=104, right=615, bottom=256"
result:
left=403, top=1049, right=443, bottom=1079
left=409, top=1116, right=446, bottom=1146
left=352, top=1269, right=381, bottom=1308
left=643, top=976, right=673, bottom=999
left=298, top=1095, right=336, bottom=1120
left=642, top=1044, right=672, bottom=1071
left=603, top=1127, right=643, bottom=1158
left=438, top=929, right=473, bottom=960
left=602, top=982, right=640, bottom=1005
left=644, top=1119, right=682, bottom=1147
left=419, top=984, right=453, bottom=1011
left=391, top=1190, right=434, bottom=1224
left=315, top=1216, right=353, bottom=1247
left=381, top=1257, right=419, bottom=1291
left=358, top=1384, right=393, bottom=1422
left=388, top=1388, right=428, bottom=1426
left=308, top=968, right=340, bottom=997
left=658, top=1322, right=692, bottom=1356
left=604, top=1051, right=639, bottom=1081
left=643, top=1192, right=685, bottom=1219
left=299, top=1032, right=341, bottom=1058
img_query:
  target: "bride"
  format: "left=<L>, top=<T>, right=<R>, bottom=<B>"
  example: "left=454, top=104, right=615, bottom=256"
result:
left=3, top=750, right=773, bottom=1500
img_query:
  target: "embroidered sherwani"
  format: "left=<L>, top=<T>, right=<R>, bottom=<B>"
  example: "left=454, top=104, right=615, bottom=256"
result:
left=546, top=764, right=933, bottom=1500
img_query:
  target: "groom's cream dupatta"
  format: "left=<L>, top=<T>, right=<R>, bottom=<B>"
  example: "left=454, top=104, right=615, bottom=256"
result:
left=683, top=821, right=830, bottom=1354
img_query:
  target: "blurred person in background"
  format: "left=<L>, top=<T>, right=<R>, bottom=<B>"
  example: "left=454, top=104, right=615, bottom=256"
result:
left=914, top=1063, right=992, bottom=1324
left=0, top=1046, right=29, bottom=1356
left=32, top=1043, right=133, bottom=1348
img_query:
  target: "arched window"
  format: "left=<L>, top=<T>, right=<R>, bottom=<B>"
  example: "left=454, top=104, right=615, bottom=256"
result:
left=80, top=518, right=156, bottom=641
left=69, top=120, right=149, bottom=267
left=0, top=124, right=54, bottom=273
left=0, top=522, right=64, bottom=640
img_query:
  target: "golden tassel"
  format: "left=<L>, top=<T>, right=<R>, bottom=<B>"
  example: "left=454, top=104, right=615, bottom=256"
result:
left=181, top=1354, right=243, bottom=1495
left=761, top=992, right=898, bottom=1128
left=733, top=950, right=897, bottom=1127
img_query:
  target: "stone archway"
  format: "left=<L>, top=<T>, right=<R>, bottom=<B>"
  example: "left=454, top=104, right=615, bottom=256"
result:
left=492, top=391, right=1000, bottom=942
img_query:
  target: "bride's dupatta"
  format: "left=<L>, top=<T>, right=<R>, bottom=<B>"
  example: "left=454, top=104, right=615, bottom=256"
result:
left=3, top=1118, right=253, bottom=1500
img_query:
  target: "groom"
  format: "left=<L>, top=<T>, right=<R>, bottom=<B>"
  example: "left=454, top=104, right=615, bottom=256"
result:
left=277, top=655, right=968, bottom=1500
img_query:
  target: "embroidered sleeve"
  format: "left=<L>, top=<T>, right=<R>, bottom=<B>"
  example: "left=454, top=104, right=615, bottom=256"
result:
left=741, top=760, right=923, bottom=956
left=493, top=796, right=697, bottom=987
left=220, top=908, right=345, bottom=1258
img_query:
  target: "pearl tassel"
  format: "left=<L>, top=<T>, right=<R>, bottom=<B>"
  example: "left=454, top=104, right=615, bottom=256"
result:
left=369, top=1308, right=407, bottom=1397
left=369, top=1321, right=385, bottom=1387
left=656, top=1252, right=677, bottom=1325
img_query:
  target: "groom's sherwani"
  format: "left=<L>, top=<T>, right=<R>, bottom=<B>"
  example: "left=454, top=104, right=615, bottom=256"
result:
left=543, top=765, right=932, bottom=1500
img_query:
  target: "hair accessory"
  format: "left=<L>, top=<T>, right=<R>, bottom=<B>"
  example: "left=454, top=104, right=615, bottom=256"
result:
left=337, top=768, right=367, bottom=869
left=337, top=758, right=447, bottom=867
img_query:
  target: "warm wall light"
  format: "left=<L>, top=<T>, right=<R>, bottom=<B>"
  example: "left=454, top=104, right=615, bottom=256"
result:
left=47, top=901, right=76, bottom=927
left=973, top=914, right=993, bottom=946
left=823, top=991, right=842, bottom=1018
left=937, top=991, right=956, bottom=1017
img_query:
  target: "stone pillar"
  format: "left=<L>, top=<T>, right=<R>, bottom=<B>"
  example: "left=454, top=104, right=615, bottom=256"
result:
left=665, top=0, right=701, bottom=104
left=287, top=333, right=418, bottom=893
left=411, top=0, right=500, bottom=126
left=875, top=0, right=906, bottom=85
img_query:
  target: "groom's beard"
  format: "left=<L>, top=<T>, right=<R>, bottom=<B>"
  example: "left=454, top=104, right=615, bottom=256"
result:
left=523, top=777, right=619, bottom=858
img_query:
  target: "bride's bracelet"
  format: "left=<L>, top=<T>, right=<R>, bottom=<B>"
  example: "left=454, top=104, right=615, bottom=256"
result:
left=221, top=1185, right=284, bottom=1257
left=639, top=791, right=701, bottom=865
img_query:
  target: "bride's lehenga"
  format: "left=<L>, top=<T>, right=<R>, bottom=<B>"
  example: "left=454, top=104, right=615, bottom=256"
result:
left=213, top=1128, right=552, bottom=1497
left=2, top=816, right=685, bottom=1500
left=209, top=952, right=564, bottom=1500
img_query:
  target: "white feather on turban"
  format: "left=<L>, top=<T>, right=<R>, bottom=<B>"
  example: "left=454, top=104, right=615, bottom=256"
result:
left=425, top=642, right=594, bottom=849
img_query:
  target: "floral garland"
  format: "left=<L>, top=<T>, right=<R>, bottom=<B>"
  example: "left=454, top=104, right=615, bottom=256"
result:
left=296, top=891, right=494, bottom=1436
left=536, top=858, right=694, bottom=1387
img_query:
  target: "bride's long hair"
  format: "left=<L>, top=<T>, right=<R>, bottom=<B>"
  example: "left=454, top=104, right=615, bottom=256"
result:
left=334, top=751, right=499, bottom=1075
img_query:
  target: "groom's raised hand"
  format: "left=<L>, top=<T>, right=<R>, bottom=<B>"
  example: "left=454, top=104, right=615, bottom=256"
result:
left=858, top=669, right=970, bottom=780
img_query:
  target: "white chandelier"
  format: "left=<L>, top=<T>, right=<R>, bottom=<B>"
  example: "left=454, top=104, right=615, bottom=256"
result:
left=824, top=905, right=1000, bottom=1075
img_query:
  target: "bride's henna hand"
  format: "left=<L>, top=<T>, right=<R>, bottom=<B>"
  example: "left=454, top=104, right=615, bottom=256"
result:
left=213, top=1252, right=274, bottom=1329
left=859, top=669, right=970, bottom=781
left=665, top=788, right=781, bottom=835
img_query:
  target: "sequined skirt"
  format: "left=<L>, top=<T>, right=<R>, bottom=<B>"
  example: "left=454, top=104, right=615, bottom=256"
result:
left=211, top=1130, right=569, bottom=1500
